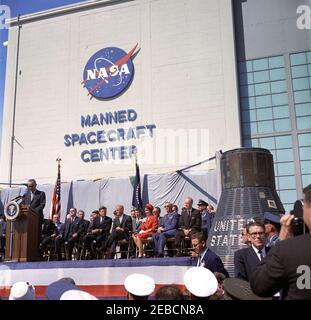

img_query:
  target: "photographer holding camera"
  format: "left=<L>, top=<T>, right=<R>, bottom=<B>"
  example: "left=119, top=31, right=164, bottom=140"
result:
left=250, top=184, right=311, bottom=300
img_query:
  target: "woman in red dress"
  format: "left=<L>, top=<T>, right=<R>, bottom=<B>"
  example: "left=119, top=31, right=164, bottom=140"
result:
left=132, top=203, right=158, bottom=258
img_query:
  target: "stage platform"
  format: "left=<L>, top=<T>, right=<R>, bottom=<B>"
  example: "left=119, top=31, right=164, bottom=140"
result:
left=0, top=257, right=192, bottom=299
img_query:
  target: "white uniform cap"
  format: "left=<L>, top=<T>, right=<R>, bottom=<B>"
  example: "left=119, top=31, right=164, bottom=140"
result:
left=184, top=267, right=218, bottom=298
left=9, top=281, right=36, bottom=300
left=60, top=290, right=98, bottom=300
left=124, top=273, right=155, bottom=296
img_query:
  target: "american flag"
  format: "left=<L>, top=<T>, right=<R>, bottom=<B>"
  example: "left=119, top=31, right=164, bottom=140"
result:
left=132, top=159, right=143, bottom=210
left=49, top=159, right=61, bottom=219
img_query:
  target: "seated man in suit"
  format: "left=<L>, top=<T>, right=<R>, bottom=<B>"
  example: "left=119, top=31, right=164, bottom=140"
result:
left=105, top=205, right=132, bottom=259
left=191, top=232, right=228, bottom=276
left=40, top=215, right=58, bottom=258
left=175, top=197, right=201, bottom=256
left=250, top=184, right=311, bottom=300
left=152, top=202, right=179, bottom=258
left=84, top=206, right=112, bottom=258
left=55, top=208, right=80, bottom=260
left=234, top=220, right=269, bottom=281
left=77, top=210, right=90, bottom=239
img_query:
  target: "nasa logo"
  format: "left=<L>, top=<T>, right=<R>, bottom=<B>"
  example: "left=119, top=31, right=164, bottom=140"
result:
left=82, top=44, right=138, bottom=99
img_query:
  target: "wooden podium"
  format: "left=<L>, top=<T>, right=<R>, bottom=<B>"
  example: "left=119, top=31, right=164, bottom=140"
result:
left=5, top=205, right=39, bottom=262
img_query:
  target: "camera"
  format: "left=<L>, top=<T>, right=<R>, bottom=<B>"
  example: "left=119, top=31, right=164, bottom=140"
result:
left=290, top=214, right=304, bottom=236
left=291, top=216, right=303, bottom=226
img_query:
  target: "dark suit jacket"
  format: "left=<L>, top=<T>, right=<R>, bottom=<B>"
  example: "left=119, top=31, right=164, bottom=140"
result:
left=112, top=214, right=132, bottom=236
left=42, top=220, right=57, bottom=237
left=77, top=219, right=90, bottom=237
left=179, top=208, right=201, bottom=232
left=250, top=234, right=311, bottom=300
left=95, top=216, right=112, bottom=235
left=234, top=246, right=270, bottom=281
left=21, top=189, right=46, bottom=219
left=192, top=247, right=229, bottom=277
left=62, top=216, right=79, bottom=240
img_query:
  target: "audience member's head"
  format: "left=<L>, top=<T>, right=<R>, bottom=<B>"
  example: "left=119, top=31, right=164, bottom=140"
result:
left=124, top=273, right=155, bottom=300
left=184, top=267, right=218, bottom=300
left=90, top=210, right=99, bottom=221
left=9, top=281, right=36, bottom=300
left=152, top=207, right=161, bottom=218
left=99, top=206, right=107, bottom=217
left=130, top=209, right=136, bottom=218
left=191, top=232, right=207, bottom=255
left=145, top=203, right=154, bottom=215
left=184, top=197, right=193, bottom=209
left=263, top=212, right=281, bottom=236
left=46, top=278, right=78, bottom=300
left=155, top=285, right=184, bottom=300
left=209, top=272, right=226, bottom=300
left=197, top=199, right=208, bottom=212
left=69, top=207, right=77, bottom=218
left=240, top=226, right=251, bottom=246
left=52, top=213, right=60, bottom=224
left=172, top=205, right=178, bottom=213
left=77, top=210, right=85, bottom=220
left=164, top=202, right=173, bottom=213
left=246, top=221, right=266, bottom=250
left=208, top=204, right=215, bottom=213
left=46, top=277, right=97, bottom=300
left=115, top=205, right=124, bottom=216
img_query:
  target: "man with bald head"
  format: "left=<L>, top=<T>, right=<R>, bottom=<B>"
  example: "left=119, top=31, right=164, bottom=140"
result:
left=105, top=205, right=132, bottom=259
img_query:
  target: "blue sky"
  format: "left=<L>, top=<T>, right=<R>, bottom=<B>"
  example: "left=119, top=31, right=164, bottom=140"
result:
left=0, top=0, right=85, bottom=151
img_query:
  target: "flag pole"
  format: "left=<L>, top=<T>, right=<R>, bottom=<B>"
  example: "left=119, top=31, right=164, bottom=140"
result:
left=49, top=158, right=62, bottom=219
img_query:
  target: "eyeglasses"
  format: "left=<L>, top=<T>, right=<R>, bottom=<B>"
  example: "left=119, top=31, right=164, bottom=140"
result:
left=164, top=205, right=169, bottom=208
left=249, top=232, right=265, bottom=239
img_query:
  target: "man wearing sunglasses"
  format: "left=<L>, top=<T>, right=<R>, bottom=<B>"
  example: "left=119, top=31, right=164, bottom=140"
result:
left=234, top=221, right=269, bottom=281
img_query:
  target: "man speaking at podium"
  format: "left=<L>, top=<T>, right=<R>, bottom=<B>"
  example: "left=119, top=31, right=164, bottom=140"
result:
left=21, top=179, right=46, bottom=240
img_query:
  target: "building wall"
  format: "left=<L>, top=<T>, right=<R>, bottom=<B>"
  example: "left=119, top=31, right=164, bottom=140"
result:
left=234, top=0, right=311, bottom=212
left=0, top=0, right=240, bottom=184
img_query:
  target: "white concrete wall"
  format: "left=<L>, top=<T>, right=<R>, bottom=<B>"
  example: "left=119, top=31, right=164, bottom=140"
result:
left=0, top=0, right=241, bottom=184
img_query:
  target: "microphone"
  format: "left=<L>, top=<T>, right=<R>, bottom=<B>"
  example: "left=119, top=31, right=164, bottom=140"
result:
left=10, top=195, right=22, bottom=202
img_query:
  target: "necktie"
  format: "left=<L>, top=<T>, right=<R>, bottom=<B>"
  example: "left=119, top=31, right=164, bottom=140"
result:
left=258, top=250, right=264, bottom=260
left=197, top=255, right=201, bottom=267
left=30, top=192, right=34, bottom=202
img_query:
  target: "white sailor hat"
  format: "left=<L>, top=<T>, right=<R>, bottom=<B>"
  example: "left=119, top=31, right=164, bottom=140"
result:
left=124, top=273, right=155, bottom=297
left=9, top=281, right=36, bottom=300
left=184, top=267, right=218, bottom=298
left=60, top=290, right=98, bottom=300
